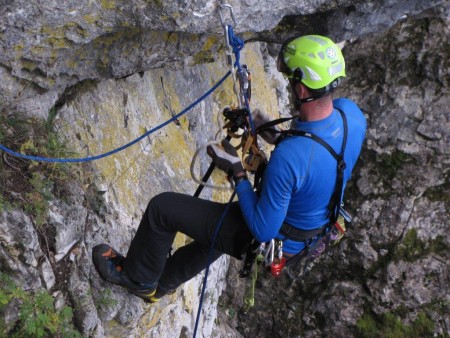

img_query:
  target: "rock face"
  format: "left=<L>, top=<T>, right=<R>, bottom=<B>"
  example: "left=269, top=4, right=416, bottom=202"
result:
left=0, top=0, right=443, bottom=118
left=0, top=0, right=449, bottom=337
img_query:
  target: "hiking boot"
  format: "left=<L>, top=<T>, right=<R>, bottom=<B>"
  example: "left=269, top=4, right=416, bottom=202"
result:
left=92, top=244, right=156, bottom=302
left=148, top=287, right=176, bottom=303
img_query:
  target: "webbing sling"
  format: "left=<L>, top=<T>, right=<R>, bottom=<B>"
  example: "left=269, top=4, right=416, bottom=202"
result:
left=259, top=108, right=348, bottom=242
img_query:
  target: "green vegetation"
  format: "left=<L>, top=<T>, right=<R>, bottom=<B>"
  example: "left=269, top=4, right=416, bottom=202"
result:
left=377, top=150, right=415, bottom=182
left=395, top=228, right=447, bottom=262
left=423, top=178, right=450, bottom=203
left=0, top=272, right=81, bottom=337
left=356, top=310, right=435, bottom=338
left=0, top=108, right=81, bottom=222
left=94, top=288, right=117, bottom=309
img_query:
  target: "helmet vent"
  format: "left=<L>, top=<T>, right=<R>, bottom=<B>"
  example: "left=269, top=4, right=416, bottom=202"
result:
left=308, top=53, right=315, bottom=59
left=328, top=63, right=343, bottom=76
left=305, top=66, right=322, bottom=81
left=307, top=36, right=327, bottom=45
left=318, top=51, right=325, bottom=60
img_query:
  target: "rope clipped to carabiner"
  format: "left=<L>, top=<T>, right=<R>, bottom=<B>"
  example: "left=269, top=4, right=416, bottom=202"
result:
left=227, top=25, right=245, bottom=70
left=191, top=3, right=255, bottom=193
left=193, top=5, right=255, bottom=337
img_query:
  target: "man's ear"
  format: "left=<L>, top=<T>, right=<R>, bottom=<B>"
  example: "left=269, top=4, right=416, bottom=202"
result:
left=297, top=83, right=308, bottom=99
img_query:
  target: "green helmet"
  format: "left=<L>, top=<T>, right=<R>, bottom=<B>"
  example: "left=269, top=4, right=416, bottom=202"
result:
left=277, top=35, right=346, bottom=90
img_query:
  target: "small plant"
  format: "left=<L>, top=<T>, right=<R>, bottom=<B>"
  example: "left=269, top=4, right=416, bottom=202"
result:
left=395, top=228, right=425, bottom=262
left=356, top=313, right=378, bottom=338
left=22, top=172, right=55, bottom=225
left=0, top=272, right=81, bottom=337
left=0, top=194, right=12, bottom=213
left=0, top=108, right=82, bottom=225
left=95, top=288, right=118, bottom=309
left=356, top=309, right=436, bottom=338
left=395, top=228, right=447, bottom=262
left=411, top=312, right=434, bottom=337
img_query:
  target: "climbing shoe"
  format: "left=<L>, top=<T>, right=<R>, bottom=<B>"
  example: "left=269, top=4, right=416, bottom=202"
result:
left=148, top=287, right=176, bottom=303
left=92, top=244, right=157, bottom=302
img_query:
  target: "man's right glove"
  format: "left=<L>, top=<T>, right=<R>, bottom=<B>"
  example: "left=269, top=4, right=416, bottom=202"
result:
left=207, top=139, right=246, bottom=181
left=252, top=108, right=280, bottom=145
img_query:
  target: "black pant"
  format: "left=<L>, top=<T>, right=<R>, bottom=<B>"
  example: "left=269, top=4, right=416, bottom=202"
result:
left=123, top=192, right=254, bottom=291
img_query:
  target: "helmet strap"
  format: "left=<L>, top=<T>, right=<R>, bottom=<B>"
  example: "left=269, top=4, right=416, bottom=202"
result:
left=297, top=91, right=329, bottom=104
left=290, top=81, right=328, bottom=109
left=291, top=78, right=340, bottom=108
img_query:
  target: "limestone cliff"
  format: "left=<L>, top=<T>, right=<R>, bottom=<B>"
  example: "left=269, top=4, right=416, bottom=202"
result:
left=0, top=0, right=448, bottom=337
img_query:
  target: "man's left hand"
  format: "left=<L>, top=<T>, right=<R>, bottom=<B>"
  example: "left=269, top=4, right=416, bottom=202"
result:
left=207, top=139, right=245, bottom=179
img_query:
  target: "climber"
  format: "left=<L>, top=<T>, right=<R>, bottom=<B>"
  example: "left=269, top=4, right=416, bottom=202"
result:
left=92, top=35, right=366, bottom=302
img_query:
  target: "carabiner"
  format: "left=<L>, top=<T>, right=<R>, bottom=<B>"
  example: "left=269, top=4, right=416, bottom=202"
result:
left=219, top=3, right=237, bottom=28
left=219, top=4, right=236, bottom=67
left=263, top=239, right=275, bottom=267
left=270, top=240, right=286, bottom=277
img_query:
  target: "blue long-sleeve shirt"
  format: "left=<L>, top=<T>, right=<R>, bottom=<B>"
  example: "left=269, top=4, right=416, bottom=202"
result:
left=236, top=98, right=366, bottom=254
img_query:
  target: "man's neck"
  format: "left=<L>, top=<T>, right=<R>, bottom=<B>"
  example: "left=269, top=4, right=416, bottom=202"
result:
left=295, top=83, right=334, bottom=122
left=299, top=100, right=334, bottom=122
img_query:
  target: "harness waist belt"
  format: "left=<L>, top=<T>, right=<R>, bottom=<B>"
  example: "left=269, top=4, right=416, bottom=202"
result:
left=279, top=222, right=329, bottom=242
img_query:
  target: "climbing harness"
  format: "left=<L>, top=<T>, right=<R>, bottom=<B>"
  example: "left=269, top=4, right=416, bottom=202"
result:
left=239, top=107, right=353, bottom=306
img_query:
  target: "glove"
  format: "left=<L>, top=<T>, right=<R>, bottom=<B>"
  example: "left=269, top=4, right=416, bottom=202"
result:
left=207, top=139, right=245, bottom=180
left=252, top=108, right=280, bottom=144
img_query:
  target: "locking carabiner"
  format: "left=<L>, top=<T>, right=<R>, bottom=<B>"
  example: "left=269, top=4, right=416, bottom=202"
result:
left=219, top=3, right=237, bottom=28
left=219, top=3, right=237, bottom=67
left=270, top=240, right=286, bottom=277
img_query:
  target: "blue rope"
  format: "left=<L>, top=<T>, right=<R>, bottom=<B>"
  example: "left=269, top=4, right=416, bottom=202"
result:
left=227, top=25, right=255, bottom=134
left=227, top=25, right=244, bottom=71
left=193, top=191, right=236, bottom=338
left=0, top=71, right=231, bottom=163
